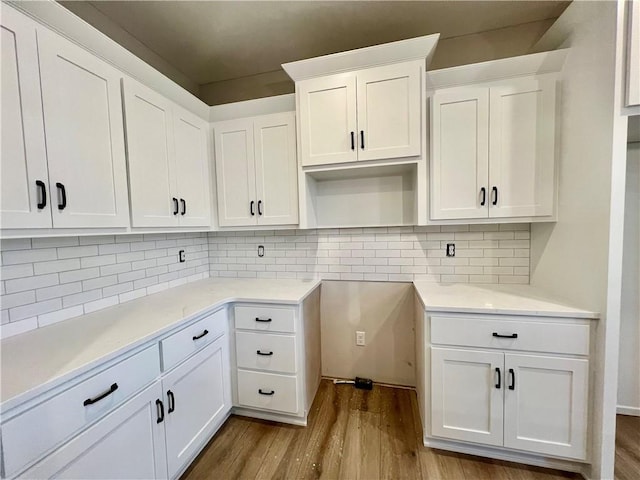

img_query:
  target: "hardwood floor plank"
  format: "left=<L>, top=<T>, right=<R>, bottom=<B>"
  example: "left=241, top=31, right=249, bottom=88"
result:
left=615, top=414, right=640, bottom=480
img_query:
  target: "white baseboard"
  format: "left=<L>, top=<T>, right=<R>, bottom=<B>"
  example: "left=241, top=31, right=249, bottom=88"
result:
left=617, top=405, right=640, bottom=416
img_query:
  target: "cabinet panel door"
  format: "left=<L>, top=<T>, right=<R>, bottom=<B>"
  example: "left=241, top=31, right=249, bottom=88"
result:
left=122, top=78, right=178, bottom=227
left=298, top=74, right=357, bottom=166
left=20, top=382, right=167, bottom=480
left=254, top=112, right=299, bottom=225
left=37, top=28, right=129, bottom=228
left=0, top=7, right=51, bottom=229
left=163, top=334, right=231, bottom=478
left=504, top=354, right=588, bottom=460
left=430, top=88, right=489, bottom=220
left=214, top=119, right=257, bottom=226
left=174, top=106, right=211, bottom=227
left=431, top=347, right=504, bottom=446
left=489, top=76, right=556, bottom=218
left=357, top=62, right=422, bottom=161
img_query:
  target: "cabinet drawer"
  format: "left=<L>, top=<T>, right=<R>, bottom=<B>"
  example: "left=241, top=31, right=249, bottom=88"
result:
left=236, top=369, right=298, bottom=414
left=235, top=332, right=297, bottom=374
left=234, top=305, right=295, bottom=333
left=430, top=316, right=590, bottom=355
left=161, top=308, right=227, bottom=372
left=1, top=345, right=160, bottom=477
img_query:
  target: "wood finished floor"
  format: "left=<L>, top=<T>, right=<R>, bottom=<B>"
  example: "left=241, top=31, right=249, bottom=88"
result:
left=182, top=379, right=638, bottom=480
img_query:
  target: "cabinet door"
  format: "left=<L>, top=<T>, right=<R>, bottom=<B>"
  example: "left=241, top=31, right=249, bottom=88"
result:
left=254, top=112, right=299, bottom=226
left=430, top=88, right=489, bottom=220
left=488, top=76, right=556, bottom=218
left=504, top=354, right=588, bottom=460
left=431, top=347, right=504, bottom=446
left=20, top=382, right=168, bottom=479
left=214, top=118, right=257, bottom=226
left=298, top=74, right=357, bottom=166
left=37, top=28, right=129, bottom=228
left=162, top=334, right=231, bottom=478
left=122, top=78, right=179, bottom=227
left=174, top=106, right=211, bottom=227
left=356, top=62, right=422, bottom=161
left=0, top=6, right=51, bottom=229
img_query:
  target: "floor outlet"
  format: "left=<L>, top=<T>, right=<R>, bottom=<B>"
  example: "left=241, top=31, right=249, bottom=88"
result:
left=356, top=331, right=365, bottom=346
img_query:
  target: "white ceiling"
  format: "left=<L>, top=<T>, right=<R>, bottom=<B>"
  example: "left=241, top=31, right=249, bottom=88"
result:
left=61, top=0, right=570, bottom=87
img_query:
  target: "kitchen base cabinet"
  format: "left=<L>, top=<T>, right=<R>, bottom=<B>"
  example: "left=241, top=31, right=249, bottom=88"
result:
left=162, top=335, right=231, bottom=479
left=20, top=382, right=168, bottom=480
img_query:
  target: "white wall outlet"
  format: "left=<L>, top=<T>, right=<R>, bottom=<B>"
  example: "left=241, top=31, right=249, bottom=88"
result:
left=356, top=331, right=365, bottom=346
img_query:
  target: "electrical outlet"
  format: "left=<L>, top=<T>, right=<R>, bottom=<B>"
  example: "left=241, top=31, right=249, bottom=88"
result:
left=446, top=243, right=455, bottom=257
left=356, top=331, right=365, bottom=346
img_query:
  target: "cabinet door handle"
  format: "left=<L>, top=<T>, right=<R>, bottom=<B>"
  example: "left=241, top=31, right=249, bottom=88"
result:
left=156, top=399, right=165, bottom=423
left=360, top=130, right=365, bottom=149
left=250, top=200, right=255, bottom=216
left=167, top=390, right=175, bottom=413
left=480, top=187, right=486, bottom=206
left=255, top=317, right=272, bottom=323
left=492, top=332, right=518, bottom=339
left=180, top=198, right=186, bottom=215
left=56, top=182, right=67, bottom=210
left=36, top=180, right=47, bottom=209
left=350, top=131, right=355, bottom=150
left=257, top=200, right=263, bottom=216
left=492, top=186, right=498, bottom=206
left=508, top=368, right=515, bottom=390
left=256, top=350, right=274, bottom=356
left=83, top=383, right=118, bottom=406
left=192, top=329, right=209, bottom=340
left=172, top=197, right=179, bottom=215
left=258, top=389, right=275, bottom=396
left=495, top=368, right=501, bottom=389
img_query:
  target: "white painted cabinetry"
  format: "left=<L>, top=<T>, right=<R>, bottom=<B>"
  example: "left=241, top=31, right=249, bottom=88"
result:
left=297, top=62, right=422, bottom=166
left=430, top=75, right=557, bottom=221
left=214, top=112, right=298, bottom=227
left=123, top=78, right=210, bottom=228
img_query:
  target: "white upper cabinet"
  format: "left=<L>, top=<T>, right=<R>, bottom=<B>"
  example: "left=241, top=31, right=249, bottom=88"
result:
left=430, top=88, right=489, bottom=220
left=429, top=74, right=557, bottom=221
left=37, top=27, right=130, bottom=228
left=0, top=7, right=51, bottom=229
left=214, top=113, right=298, bottom=227
left=123, top=78, right=211, bottom=228
left=298, top=74, right=357, bottom=166
left=297, top=62, right=422, bottom=167
left=357, top=62, right=422, bottom=161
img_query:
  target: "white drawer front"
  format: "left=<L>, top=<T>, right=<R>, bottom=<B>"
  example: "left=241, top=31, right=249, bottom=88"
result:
left=235, top=332, right=297, bottom=374
left=236, top=369, right=298, bottom=414
left=1, top=345, right=160, bottom=477
left=430, top=316, right=590, bottom=355
left=161, top=308, right=227, bottom=372
left=234, top=305, right=295, bottom=333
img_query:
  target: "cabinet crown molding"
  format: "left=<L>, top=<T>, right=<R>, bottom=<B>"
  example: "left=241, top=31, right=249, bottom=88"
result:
left=282, top=34, right=439, bottom=82
left=427, top=49, right=568, bottom=90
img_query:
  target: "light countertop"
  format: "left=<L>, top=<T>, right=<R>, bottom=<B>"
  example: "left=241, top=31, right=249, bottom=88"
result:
left=0, top=278, right=321, bottom=410
left=413, top=282, right=599, bottom=319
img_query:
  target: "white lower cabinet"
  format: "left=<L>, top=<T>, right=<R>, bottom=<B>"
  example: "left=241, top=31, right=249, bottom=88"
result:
left=162, top=335, right=231, bottom=478
left=20, top=382, right=168, bottom=480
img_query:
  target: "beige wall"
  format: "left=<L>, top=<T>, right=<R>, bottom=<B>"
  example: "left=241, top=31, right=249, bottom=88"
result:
left=319, top=281, right=415, bottom=387
left=200, top=19, right=555, bottom=105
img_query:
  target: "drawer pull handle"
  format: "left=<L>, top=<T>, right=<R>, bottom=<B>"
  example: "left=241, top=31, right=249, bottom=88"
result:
left=255, top=317, right=272, bottom=323
left=257, top=350, right=274, bottom=356
left=83, top=383, right=118, bottom=406
left=495, top=368, right=501, bottom=389
left=492, top=332, right=518, bottom=339
left=167, top=390, right=175, bottom=413
left=508, top=368, right=516, bottom=390
left=192, top=329, right=209, bottom=340
left=258, top=389, right=275, bottom=396
left=156, top=399, right=165, bottom=423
